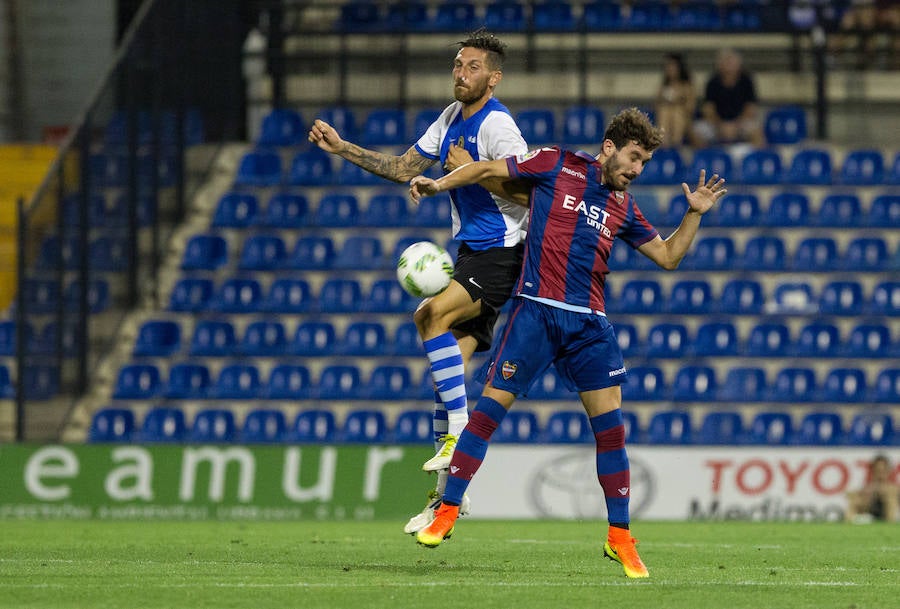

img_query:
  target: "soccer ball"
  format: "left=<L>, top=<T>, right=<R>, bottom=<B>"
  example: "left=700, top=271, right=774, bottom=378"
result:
left=396, top=241, right=454, bottom=298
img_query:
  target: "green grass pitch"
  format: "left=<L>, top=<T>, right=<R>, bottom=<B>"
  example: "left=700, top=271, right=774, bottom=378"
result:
left=1, top=520, right=897, bottom=609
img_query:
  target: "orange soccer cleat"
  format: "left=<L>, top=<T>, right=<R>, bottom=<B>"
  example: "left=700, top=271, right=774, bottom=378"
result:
left=603, top=528, right=649, bottom=578
left=415, top=503, right=460, bottom=548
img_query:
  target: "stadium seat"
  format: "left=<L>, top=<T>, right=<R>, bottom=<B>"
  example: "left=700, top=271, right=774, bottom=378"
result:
left=140, top=406, right=187, bottom=443
left=697, top=411, right=744, bottom=445
left=528, top=369, right=573, bottom=400
left=769, top=367, right=817, bottom=403
left=820, top=367, right=867, bottom=403
left=259, top=191, right=309, bottom=228
left=797, top=412, right=844, bottom=445
left=608, top=239, right=653, bottom=270
left=561, top=106, right=605, bottom=145
left=766, top=191, right=811, bottom=227
left=238, top=234, right=286, bottom=271
left=212, top=191, right=259, bottom=228
left=792, top=237, right=838, bottom=272
left=316, top=106, right=357, bottom=140
left=363, top=190, right=408, bottom=227
left=873, top=368, right=900, bottom=402
left=342, top=321, right=388, bottom=356
left=844, top=323, right=891, bottom=358
left=342, top=409, right=389, bottom=443
left=685, top=236, right=735, bottom=270
left=334, top=235, right=385, bottom=270
left=287, top=148, right=333, bottom=186
left=621, top=366, right=666, bottom=401
left=89, top=238, right=129, bottom=272
left=265, top=364, right=312, bottom=400
left=626, top=1, right=671, bottom=29
left=290, top=321, right=337, bottom=357
left=113, top=364, right=162, bottom=400
left=846, top=412, right=894, bottom=446
left=318, top=278, right=364, bottom=314
left=241, top=409, right=287, bottom=443
left=89, top=407, right=135, bottom=443
left=746, top=322, right=792, bottom=357
left=393, top=409, right=433, bottom=444
left=647, top=410, right=692, bottom=444
left=257, top=108, right=305, bottom=147
left=291, top=409, right=337, bottom=443
left=582, top=1, right=623, bottom=30
left=671, top=366, right=717, bottom=402
left=719, top=279, right=764, bottom=314
left=667, top=280, right=714, bottom=314
left=36, top=235, right=79, bottom=270
left=640, top=147, right=684, bottom=185
left=869, top=281, right=900, bottom=316
left=133, top=320, right=181, bottom=357
left=239, top=320, right=287, bottom=356
left=285, top=235, right=335, bottom=270
left=263, top=278, right=314, bottom=313
left=794, top=321, right=841, bottom=357
left=429, top=1, right=477, bottom=31
left=516, top=109, right=556, bottom=145
left=719, top=367, right=767, bottom=402
left=190, top=409, right=237, bottom=443
left=543, top=411, right=592, bottom=443
left=211, top=278, right=263, bottom=313
left=818, top=280, right=865, bottom=316
left=0, top=320, right=26, bottom=356
left=168, top=278, right=213, bottom=313
left=615, top=279, right=664, bottom=314
left=315, top=192, right=360, bottom=227
left=494, top=410, right=540, bottom=443
left=838, top=149, right=884, bottom=185
left=212, top=364, right=261, bottom=400
left=645, top=323, right=689, bottom=358
left=686, top=147, right=732, bottom=182
left=384, top=1, right=428, bottom=32
left=164, top=363, right=211, bottom=399
left=533, top=0, right=577, bottom=30
left=367, top=279, right=417, bottom=314
left=414, top=194, right=452, bottom=227
left=772, top=282, right=815, bottom=313
left=410, top=107, right=442, bottom=140
left=741, top=235, right=787, bottom=271
left=62, top=193, right=107, bottom=227
left=748, top=411, right=794, bottom=445
left=0, top=365, right=12, bottom=399
left=739, top=148, right=782, bottom=185
left=867, top=194, right=900, bottom=228
left=361, top=109, right=406, bottom=146
left=21, top=365, right=60, bottom=400
left=180, top=234, right=228, bottom=271
left=842, top=237, right=889, bottom=271
left=234, top=148, right=281, bottom=187
left=764, top=106, right=807, bottom=144
left=90, top=152, right=127, bottom=187
left=393, top=322, right=424, bottom=356
left=816, top=193, right=863, bottom=227
left=692, top=322, right=738, bottom=356
left=318, top=364, right=363, bottom=400
left=674, top=1, right=721, bottom=29
left=613, top=322, right=639, bottom=358
left=189, top=320, right=237, bottom=356
left=338, top=0, right=381, bottom=32
left=787, top=148, right=832, bottom=185
left=663, top=194, right=690, bottom=226
left=714, top=192, right=761, bottom=227
left=484, top=0, right=526, bottom=31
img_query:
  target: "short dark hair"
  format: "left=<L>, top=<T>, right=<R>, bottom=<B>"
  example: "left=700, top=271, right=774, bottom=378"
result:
left=604, top=107, right=663, bottom=152
left=458, top=28, right=506, bottom=70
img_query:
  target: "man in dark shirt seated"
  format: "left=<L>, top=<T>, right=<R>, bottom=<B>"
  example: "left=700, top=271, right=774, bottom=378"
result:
left=690, top=48, right=764, bottom=148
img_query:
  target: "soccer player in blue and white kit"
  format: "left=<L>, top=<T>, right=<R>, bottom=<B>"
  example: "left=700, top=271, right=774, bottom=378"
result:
left=307, top=29, right=528, bottom=534
left=408, top=108, right=727, bottom=578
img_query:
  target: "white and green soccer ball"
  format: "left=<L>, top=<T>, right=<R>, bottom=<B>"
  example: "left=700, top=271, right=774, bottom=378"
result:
left=396, top=241, right=454, bottom=298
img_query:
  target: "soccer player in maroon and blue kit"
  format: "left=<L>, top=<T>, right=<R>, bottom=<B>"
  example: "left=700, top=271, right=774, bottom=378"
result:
left=407, top=108, right=727, bottom=578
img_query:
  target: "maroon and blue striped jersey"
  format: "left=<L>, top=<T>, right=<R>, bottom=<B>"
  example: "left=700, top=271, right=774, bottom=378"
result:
left=505, top=146, right=659, bottom=313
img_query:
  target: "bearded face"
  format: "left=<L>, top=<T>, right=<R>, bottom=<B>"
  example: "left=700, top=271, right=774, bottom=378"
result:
left=452, top=47, right=497, bottom=105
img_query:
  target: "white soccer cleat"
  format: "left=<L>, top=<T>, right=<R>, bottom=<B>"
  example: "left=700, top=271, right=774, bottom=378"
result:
left=403, top=491, right=471, bottom=535
left=422, top=434, right=458, bottom=471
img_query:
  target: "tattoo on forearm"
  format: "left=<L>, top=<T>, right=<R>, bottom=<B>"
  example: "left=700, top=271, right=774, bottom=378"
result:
left=342, top=143, right=432, bottom=182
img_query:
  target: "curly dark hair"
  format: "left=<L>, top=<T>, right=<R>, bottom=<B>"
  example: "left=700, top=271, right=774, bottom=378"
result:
left=457, top=27, right=506, bottom=70
left=604, top=107, right=663, bottom=152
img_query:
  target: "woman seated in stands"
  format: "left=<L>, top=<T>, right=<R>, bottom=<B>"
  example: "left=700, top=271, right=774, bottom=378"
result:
left=655, top=52, right=696, bottom=148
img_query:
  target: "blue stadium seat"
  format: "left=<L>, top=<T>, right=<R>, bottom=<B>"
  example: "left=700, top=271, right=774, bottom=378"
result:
left=90, top=152, right=127, bottom=187
left=615, top=279, right=664, bottom=314
left=291, top=409, right=336, bottom=443
left=241, top=409, right=287, bottom=443
left=361, top=109, right=406, bottom=147
left=263, top=278, right=314, bottom=313
left=740, top=148, right=783, bottom=185
left=792, top=237, right=838, bottom=272
left=211, top=278, right=263, bottom=313
left=818, top=280, right=865, bottom=316
left=748, top=411, right=794, bottom=445
left=0, top=365, right=12, bottom=399
left=383, top=1, right=428, bottom=31
left=287, top=148, right=333, bottom=186
left=686, top=147, right=732, bottom=182
left=741, top=235, right=787, bottom=271
left=36, top=235, right=79, bottom=270
left=847, top=412, right=894, bottom=446
left=239, top=320, right=287, bottom=356
left=393, top=322, right=423, bottom=356
left=764, top=106, right=806, bottom=144
left=238, top=234, right=286, bottom=271
left=842, top=237, right=889, bottom=271
left=621, top=366, right=666, bottom=401
left=367, top=279, right=417, bottom=314
left=582, top=1, right=623, bottom=30
left=869, top=281, right=900, bottom=316
left=342, top=321, right=388, bottom=356
left=0, top=320, right=26, bottom=356
left=393, top=409, right=432, bottom=444
left=21, top=365, right=60, bottom=400
left=88, top=238, right=128, bottom=272
left=190, top=409, right=236, bottom=443
left=609, top=239, right=653, bottom=270
left=787, top=148, right=832, bottom=185
left=189, top=320, right=237, bottom=356
left=334, top=235, right=384, bottom=270
left=181, top=234, right=228, bottom=271
left=772, top=282, right=815, bottom=313
left=844, top=323, right=891, bottom=358
left=797, top=412, right=843, bottom=445
left=714, top=193, right=761, bottom=227
left=494, top=410, right=540, bottom=443
left=674, top=1, right=721, bottom=29
left=613, top=322, right=639, bottom=358
left=342, top=409, right=389, bottom=443
left=62, top=192, right=107, bottom=227
left=338, top=0, right=381, bottom=32
left=290, top=321, right=337, bottom=357
left=316, top=106, right=356, bottom=140
left=516, top=109, right=556, bottom=145
left=532, top=0, right=577, bottom=31
left=768, top=367, right=817, bottom=403
left=484, top=0, right=526, bottom=31
left=168, top=278, right=213, bottom=312
left=817, top=193, right=863, bottom=227
left=639, top=147, right=684, bottom=185
left=113, top=364, right=162, bottom=400
left=867, top=194, right=900, bottom=228
left=316, top=192, right=360, bottom=227
left=133, top=319, right=181, bottom=357
left=646, top=322, right=689, bottom=358
left=212, top=191, right=259, bottom=228
left=430, top=1, right=477, bottom=31
left=265, top=364, right=312, bottom=400
left=410, top=107, right=441, bottom=140
left=363, top=190, right=408, bottom=227
left=89, top=407, right=135, bottom=443
left=685, top=236, right=735, bottom=270
left=367, top=365, right=414, bottom=400
left=257, top=108, right=305, bottom=147
left=285, top=235, right=335, bottom=270
left=140, top=406, right=187, bottom=443
left=164, top=363, right=211, bottom=399
left=838, top=149, right=884, bottom=185
left=697, top=411, right=744, bottom=445
left=667, top=280, right=714, bottom=314
left=259, top=191, right=309, bottom=228
left=212, top=363, right=261, bottom=400
left=719, top=279, right=764, bottom=314
left=318, top=364, right=363, bottom=400
left=621, top=410, right=641, bottom=443
left=647, top=410, right=692, bottom=444
left=692, top=322, right=738, bottom=356
left=414, top=194, right=452, bottom=227
left=234, top=148, right=281, bottom=187
left=671, top=366, right=717, bottom=402
left=318, top=278, right=364, bottom=314
left=719, top=367, right=766, bottom=402
left=794, top=321, right=841, bottom=357
left=820, top=368, right=867, bottom=403
left=528, top=369, right=573, bottom=400
left=746, top=322, right=792, bottom=357
left=626, top=1, right=671, bottom=29
left=873, top=368, right=900, bottom=402
left=766, top=191, right=811, bottom=227
left=663, top=194, right=690, bottom=226
left=543, top=411, right=592, bottom=443
left=562, top=106, right=605, bottom=145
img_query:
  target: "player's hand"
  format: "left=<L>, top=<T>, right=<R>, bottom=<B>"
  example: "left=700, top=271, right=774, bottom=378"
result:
left=444, top=143, right=474, bottom=172
left=307, top=119, right=344, bottom=154
left=409, top=175, right=439, bottom=204
left=681, top=169, right=726, bottom=215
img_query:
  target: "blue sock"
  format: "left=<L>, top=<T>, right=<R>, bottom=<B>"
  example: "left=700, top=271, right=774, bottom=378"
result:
left=424, top=332, right=468, bottom=437
left=590, top=409, right=630, bottom=525
left=443, top=397, right=507, bottom=505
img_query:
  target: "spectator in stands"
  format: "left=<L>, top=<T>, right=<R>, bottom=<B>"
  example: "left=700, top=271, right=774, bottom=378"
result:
left=846, top=454, right=899, bottom=523
left=690, top=48, right=764, bottom=148
left=830, top=0, right=900, bottom=69
left=307, top=29, right=528, bottom=537
left=655, top=52, right=696, bottom=148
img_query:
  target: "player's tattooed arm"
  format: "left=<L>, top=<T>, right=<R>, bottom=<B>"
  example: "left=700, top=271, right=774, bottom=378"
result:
left=340, top=143, right=434, bottom=183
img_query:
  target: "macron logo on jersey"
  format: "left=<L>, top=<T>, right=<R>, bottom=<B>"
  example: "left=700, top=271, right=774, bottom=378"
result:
left=562, top=193, right=612, bottom=238
left=561, top=166, right=586, bottom=180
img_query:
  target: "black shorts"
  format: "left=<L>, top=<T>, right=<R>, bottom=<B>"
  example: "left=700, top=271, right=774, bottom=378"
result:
left=451, top=242, right=524, bottom=352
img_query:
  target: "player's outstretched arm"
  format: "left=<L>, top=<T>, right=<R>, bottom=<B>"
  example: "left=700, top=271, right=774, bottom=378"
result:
left=444, top=144, right=530, bottom=207
left=409, top=158, right=510, bottom=203
left=307, top=119, right=433, bottom=182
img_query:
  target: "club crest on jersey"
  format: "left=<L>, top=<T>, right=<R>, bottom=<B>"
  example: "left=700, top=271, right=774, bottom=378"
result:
left=615, top=192, right=625, bottom=204
left=501, top=361, right=518, bottom=380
